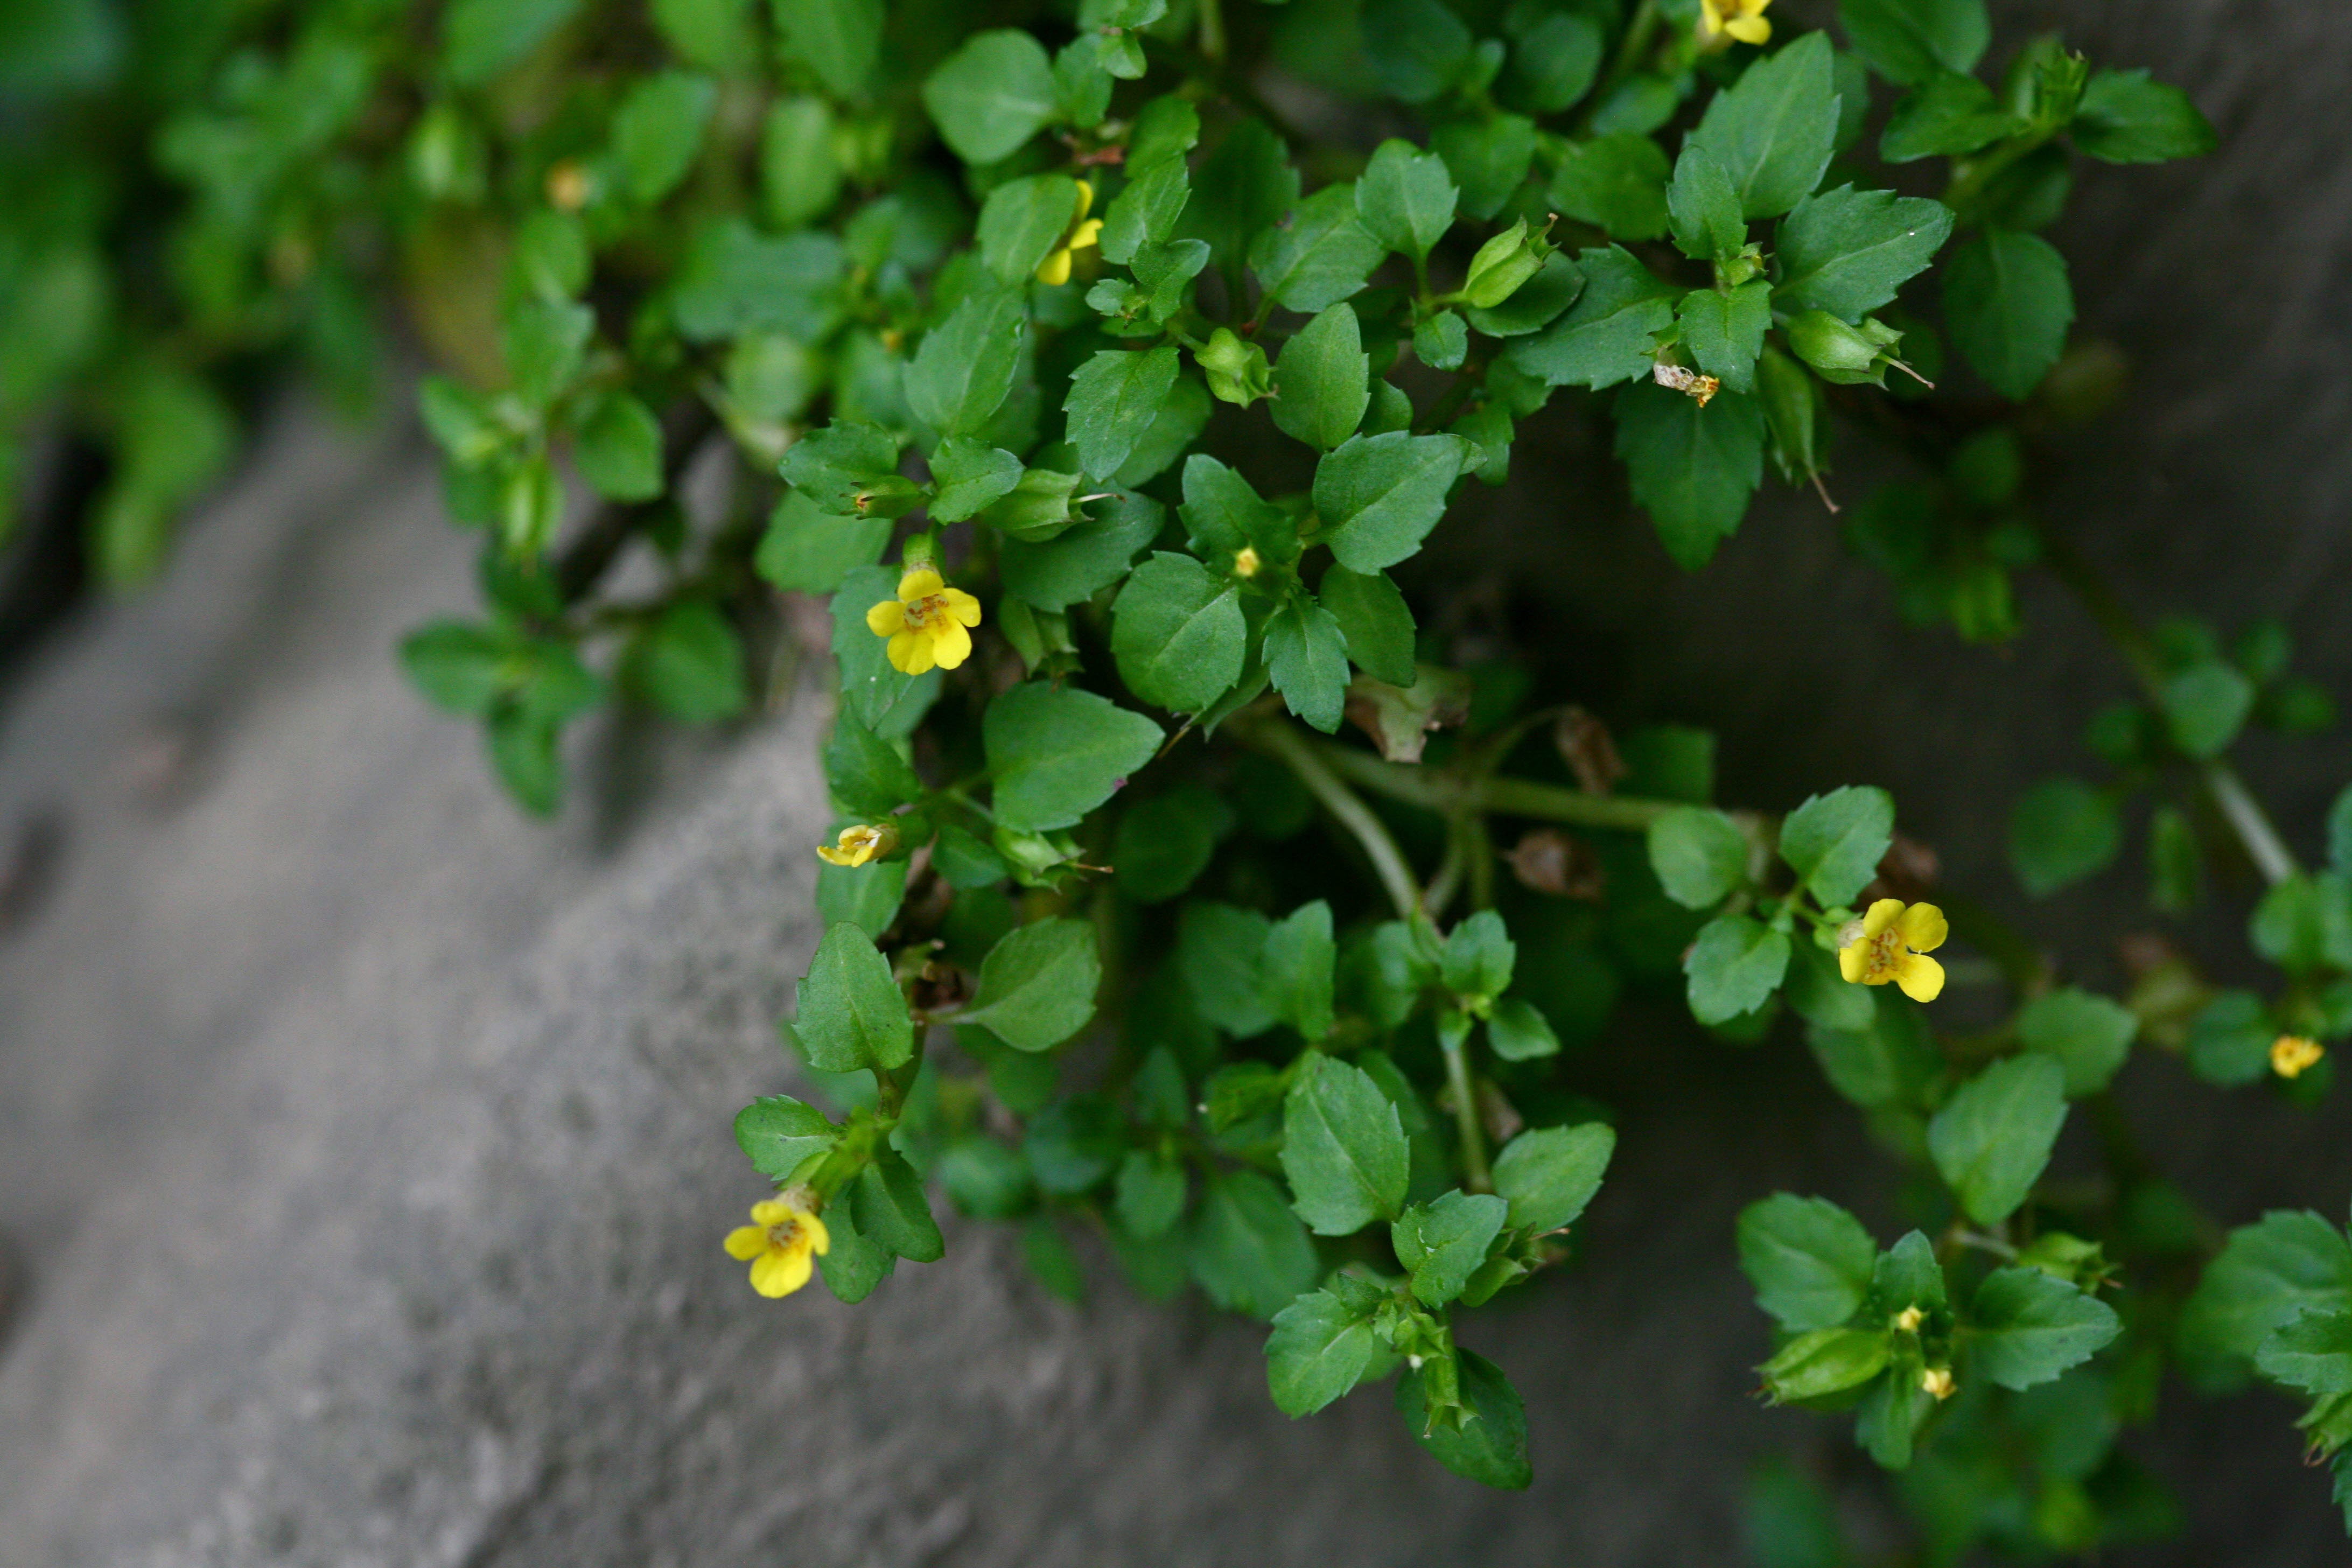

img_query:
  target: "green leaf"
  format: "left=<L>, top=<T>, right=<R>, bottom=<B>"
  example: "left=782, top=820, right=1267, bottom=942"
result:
left=984, top=681, right=1163, bottom=832
left=1313, top=431, right=1468, bottom=574
left=830, top=564, right=940, bottom=734
left=1686, top=914, right=1790, bottom=1025
left=906, top=288, right=1026, bottom=439
left=1545, top=132, right=1670, bottom=241
left=1188, top=1169, right=1321, bottom=1319
left=1739, top=1192, right=1878, bottom=1332
left=2186, top=989, right=2273, bottom=1087
left=733, top=1095, right=837, bottom=1181
left=782, top=421, right=902, bottom=514
left=2008, top=776, right=2120, bottom=897
left=1668, top=143, right=1748, bottom=262
left=612, top=69, right=716, bottom=204
left=1943, top=228, right=2073, bottom=400
left=1112, top=552, right=1248, bottom=714
left=2017, top=988, right=2137, bottom=1097
left=939, top=1138, right=1032, bottom=1220
left=1759, top=1327, right=1892, bottom=1402
left=1177, top=117, right=1298, bottom=272
left=2072, top=68, right=2216, bottom=164
left=793, top=922, right=913, bottom=1073
left=670, top=221, right=844, bottom=342
left=2257, top=1308, right=2352, bottom=1397
left=443, top=0, right=580, bottom=85
left=1784, top=934, right=1877, bottom=1031
left=1507, top=244, right=1676, bottom=389
left=1066, top=345, right=1182, bottom=480
left=1115, top=785, right=1232, bottom=904
left=1462, top=251, right=1586, bottom=338
left=1928, top=1053, right=2067, bottom=1226
left=1807, top=990, right=1941, bottom=1108
left=1648, top=806, right=1751, bottom=909
left=574, top=393, right=663, bottom=502
left=926, top=438, right=1024, bottom=524
left=1262, top=901, right=1340, bottom=1040
left=1101, top=154, right=1190, bottom=264
left=501, top=297, right=593, bottom=409
left=1880, top=72, right=2024, bottom=162
left=1356, top=139, right=1458, bottom=260
left=1614, top=381, right=1766, bottom=570
left=1116, top=1147, right=1187, bottom=1237
left=2183, top=1211, right=2352, bottom=1361
left=1676, top=280, right=1773, bottom=394
left=978, top=173, right=1082, bottom=284
left=401, top=622, right=521, bottom=717
left=1397, top=1349, right=1532, bottom=1489
left=1780, top=785, right=1895, bottom=906
left=1774, top=184, right=1955, bottom=321
left=2250, top=873, right=2352, bottom=974
left=1181, top=902, right=1278, bottom=1038
left=1116, top=378, right=1211, bottom=486
left=1249, top=184, right=1385, bottom=313
left=1431, top=113, right=1537, bottom=221
left=1318, top=567, right=1417, bottom=687
left=999, top=492, right=1161, bottom=611
left=1266, top=1289, right=1384, bottom=1416
left=760, top=97, right=844, bottom=227
left=776, top=0, right=883, bottom=94
left=1265, top=597, right=1351, bottom=734
left=824, top=712, right=922, bottom=818
left=1873, top=1229, right=1949, bottom=1317
left=1689, top=33, right=1840, bottom=220
left=1838, top=0, right=1989, bottom=87
left=756, top=491, right=891, bottom=594
left=1362, top=0, right=1473, bottom=102
left=851, top=1150, right=945, bottom=1262
left=1969, top=1266, right=2121, bottom=1390
left=1492, top=1122, right=1614, bottom=1233
left=815, top=847, right=904, bottom=936
left=1271, top=304, right=1371, bottom=452
left=922, top=29, right=1059, bottom=165
left=622, top=598, right=747, bottom=723
left=1283, top=1051, right=1409, bottom=1234
left=1483, top=995, right=1558, bottom=1062
left=961, top=918, right=1101, bottom=1052
left=2162, top=660, right=2256, bottom=758
left=1440, top=908, right=1516, bottom=998
left=1394, top=1191, right=1509, bottom=1306
left=815, top=1198, right=895, bottom=1301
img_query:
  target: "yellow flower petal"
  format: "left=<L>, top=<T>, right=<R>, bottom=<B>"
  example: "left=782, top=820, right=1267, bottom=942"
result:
left=929, top=618, right=974, bottom=671
left=1727, top=13, right=1770, bottom=43
left=897, top=568, right=944, bottom=601
left=1838, top=942, right=1871, bottom=984
left=1035, top=246, right=1074, bottom=286
left=749, top=1244, right=813, bottom=1298
left=887, top=629, right=935, bottom=676
left=940, top=586, right=984, bottom=627
left=815, top=845, right=854, bottom=866
left=801, top=1210, right=831, bottom=1255
left=1894, top=953, right=1945, bottom=1004
left=1074, top=179, right=1094, bottom=221
left=1068, top=218, right=1103, bottom=254
left=724, top=1225, right=769, bottom=1261
left=1900, top=901, right=1948, bottom=954
left=866, top=599, right=907, bottom=636
left=749, top=1199, right=792, bottom=1226
left=1860, top=898, right=1905, bottom=939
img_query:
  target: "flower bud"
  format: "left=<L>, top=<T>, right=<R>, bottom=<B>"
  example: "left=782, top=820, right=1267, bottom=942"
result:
left=1197, top=327, right=1271, bottom=407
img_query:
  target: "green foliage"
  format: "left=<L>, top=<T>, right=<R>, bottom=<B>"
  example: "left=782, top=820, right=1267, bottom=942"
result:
left=38, top=0, right=2303, bottom=1524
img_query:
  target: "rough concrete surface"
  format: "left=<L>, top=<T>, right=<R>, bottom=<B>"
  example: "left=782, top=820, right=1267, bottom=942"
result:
left=4, top=0, right=2352, bottom=1563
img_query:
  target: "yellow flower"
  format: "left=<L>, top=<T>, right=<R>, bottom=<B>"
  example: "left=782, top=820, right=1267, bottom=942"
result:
left=1920, top=1366, right=1956, bottom=1401
left=1232, top=545, right=1262, bottom=578
left=1893, top=1305, right=1924, bottom=1334
left=865, top=567, right=983, bottom=675
left=2271, top=1034, right=2326, bottom=1080
left=1699, top=0, right=1772, bottom=46
left=816, top=822, right=898, bottom=867
left=1837, top=898, right=1949, bottom=1003
left=724, top=1195, right=831, bottom=1299
left=1035, top=180, right=1104, bottom=286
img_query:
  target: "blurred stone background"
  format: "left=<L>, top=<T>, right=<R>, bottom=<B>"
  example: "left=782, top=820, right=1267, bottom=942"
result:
left=3, top=1, right=2350, bottom=1563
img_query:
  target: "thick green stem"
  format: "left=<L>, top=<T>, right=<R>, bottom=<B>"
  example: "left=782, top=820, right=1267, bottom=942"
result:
left=1237, top=720, right=1424, bottom=920
left=1440, top=1031, right=1492, bottom=1192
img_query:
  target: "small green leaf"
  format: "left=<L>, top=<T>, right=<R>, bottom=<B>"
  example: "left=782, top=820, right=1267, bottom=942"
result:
left=612, top=69, right=716, bottom=204
left=621, top=598, right=748, bottom=723
left=1249, top=184, right=1385, bottom=313
left=1188, top=1168, right=1320, bottom=1319
left=1440, top=908, right=1516, bottom=998
left=574, top=392, right=664, bottom=501
left=1486, top=995, right=1560, bottom=1062
left=1111, top=551, right=1248, bottom=714
left=2008, top=776, right=2120, bottom=897
left=2180, top=1210, right=2352, bottom=1362
left=1774, top=184, right=1955, bottom=321
left=1667, top=143, right=1747, bottom=261
left=1393, top=1190, right=1509, bottom=1306
left=2162, top=660, right=2256, bottom=758
left=1397, top=1349, right=1531, bottom=1489
left=1739, top=1192, right=1878, bottom=1332
left=793, top=922, right=914, bottom=1073
left=905, top=288, right=1025, bottom=440
left=776, top=0, right=883, bottom=95
left=1689, top=32, right=1840, bottom=219
left=1266, top=1289, right=1384, bottom=1416
left=1648, top=806, right=1751, bottom=909
left=1614, top=381, right=1766, bottom=570
left=1685, top=914, right=1790, bottom=1025
left=1968, top=1266, right=2120, bottom=1390
left=1312, top=430, right=1468, bottom=574
left=1943, top=228, right=2073, bottom=400
left=1779, top=785, right=1895, bottom=906
left=977, top=172, right=1082, bottom=284
left=755, top=491, right=891, bottom=594
left=1115, top=785, right=1233, bottom=905
left=824, top=712, right=921, bottom=818
left=1116, top=1148, right=1188, bottom=1237
left=1262, top=901, right=1340, bottom=1041
left=927, top=438, right=1024, bottom=524
left=443, top=0, right=581, bottom=85
left=1318, top=566, right=1417, bottom=687
left=1492, top=1122, right=1614, bottom=1233
left=1927, top=1054, right=2067, bottom=1226
left=2257, top=1307, right=2352, bottom=1398
left=1065, top=345, right=1182, bottom=480
left=1676, top=280, right=1772, bottom=394
left=1181, top=902, right=1278, bottom=1038
left=781, top=421, right=902, bottom=514
left=922, top=29, right=1059, bottom=165
left=962, top=919, right=1101, bottom=1052
left=1880, top=73, right=2024, bottom=162
left=760, top=97, right=844, bottom=227
left=1265, top=596, right=1351, bottom=734
left=1759, top=1327, right=1892, bottom=1402
left=984, top=681, right=1163, bottom=832
left=1546, top=132, right=1669, bottom=241
left=1362, top=0, right=1473, bottom=102
left=2017, top=987, right=2137, bottom=1097
left=1838, top=0, right=1989, bottom=87
left=2072, top=69, right=2216, bottom=164
left=999, top=492, right=1161, bottom=611
left=733, top=1095, right=837, bottom=1182
left=1432, top=113, right=1537, bottom=221
left=2186, top=989, right=2274, bottom=1087
left=851, top=1150, right=945, bottom=1262
left=1355, top=138, right=1458, bottom=260
left=1507, top=245, right=1676, bottom=389
left=1283, top=1051, right=1409, bottom=1234
left=1271, top=304, right=1371, bottom=452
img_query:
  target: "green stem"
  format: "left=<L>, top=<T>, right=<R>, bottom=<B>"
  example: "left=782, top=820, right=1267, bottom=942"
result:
left=1475, top=775, right=1678, bottom=830
left=1198, top=0, right=1225, bottom=62
left=1440, top=1029, right=1492, bottom=1192
left=2206, top=762, right=2299, bottom=886
left=1237, top=720, right=1424, bottom=920
left=1576, top=0, right=1660, bottom=132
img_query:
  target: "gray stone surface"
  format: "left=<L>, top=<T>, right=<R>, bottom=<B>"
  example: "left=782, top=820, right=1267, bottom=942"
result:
left=4, top=1, right=2352, bottom=1563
